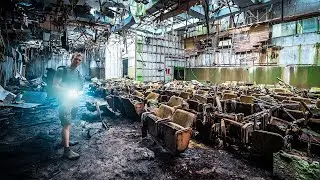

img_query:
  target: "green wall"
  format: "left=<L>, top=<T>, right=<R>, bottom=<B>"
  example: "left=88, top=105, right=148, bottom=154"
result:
left=185, top=66, right=320, bottom=88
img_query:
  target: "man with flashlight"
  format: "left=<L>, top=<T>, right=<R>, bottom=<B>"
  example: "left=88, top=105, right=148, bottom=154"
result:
left=53, top=52, right=83, bottom=160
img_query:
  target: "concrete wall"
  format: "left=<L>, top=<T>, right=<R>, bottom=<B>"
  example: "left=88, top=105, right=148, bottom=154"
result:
left=185, top=66, right=320, bottom=88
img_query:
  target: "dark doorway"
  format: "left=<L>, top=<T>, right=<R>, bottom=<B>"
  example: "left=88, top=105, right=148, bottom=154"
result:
left=174, top=67, right=184, bottom=80
left=122, top=59, right=128, bottom=77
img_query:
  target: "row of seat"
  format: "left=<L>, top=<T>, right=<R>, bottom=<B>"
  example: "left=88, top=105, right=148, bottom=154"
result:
left=98, top=80, right=320, bottom=157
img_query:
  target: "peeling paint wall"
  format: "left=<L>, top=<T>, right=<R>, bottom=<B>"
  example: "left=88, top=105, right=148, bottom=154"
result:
left=184, top=15, right=320, bottom=88
left=272, top=32, right=320, bottom=65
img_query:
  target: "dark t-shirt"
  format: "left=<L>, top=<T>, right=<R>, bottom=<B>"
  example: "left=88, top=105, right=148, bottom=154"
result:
left=55, top=67, right=83, bottom=91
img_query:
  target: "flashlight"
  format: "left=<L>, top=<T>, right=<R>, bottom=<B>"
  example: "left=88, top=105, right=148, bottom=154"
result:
left=67, top=89, right=83, bottom=99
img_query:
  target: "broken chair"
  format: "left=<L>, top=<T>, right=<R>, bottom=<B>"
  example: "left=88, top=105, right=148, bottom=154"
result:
left=157, top=109, right=196, bottom=153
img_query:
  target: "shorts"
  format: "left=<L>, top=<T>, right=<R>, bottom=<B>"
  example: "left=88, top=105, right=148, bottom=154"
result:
left=59, top=105, right=78, bottom=126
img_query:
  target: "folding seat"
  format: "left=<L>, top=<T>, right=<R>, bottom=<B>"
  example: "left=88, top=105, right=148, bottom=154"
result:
left=165, top=96, right=184, bottom=109
left=179, top=91, right=192, bottom=100
left=290, top=97, right=312, bottom=104
left=121, top=97, right=144, bottom=121
left=142, top=104, right=175, bottom=138
left=219, top=118, right=254, bottom=145
left=240, top=95, right=254, bottom=104
left=145, top=92, right=160, bottom=104
left=157, top=109, right=196, bottom=153
left=222, top=93, right=237, bottom=100
left=197, top=90, right=209, bottom=95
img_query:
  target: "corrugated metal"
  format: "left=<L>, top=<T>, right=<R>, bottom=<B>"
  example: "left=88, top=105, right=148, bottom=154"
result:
left=136, top=33, right=185, bottom=82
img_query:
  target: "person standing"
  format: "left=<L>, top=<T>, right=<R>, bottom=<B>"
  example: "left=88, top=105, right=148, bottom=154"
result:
left=53, top=52, right=83, bottom=160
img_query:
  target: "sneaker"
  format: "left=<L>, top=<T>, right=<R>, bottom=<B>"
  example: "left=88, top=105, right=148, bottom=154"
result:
left=58, top=141, right=79, bottom=148
left=63, top=148, right=80, bottom=160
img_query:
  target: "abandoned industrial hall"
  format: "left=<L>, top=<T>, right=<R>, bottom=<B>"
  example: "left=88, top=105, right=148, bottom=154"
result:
left=1, top=0, right=320, bottom=179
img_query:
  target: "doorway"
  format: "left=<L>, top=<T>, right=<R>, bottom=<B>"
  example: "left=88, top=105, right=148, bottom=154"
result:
left=174, top=67, right=184, bottom=80
left=122, top=59, right=128, bottom=77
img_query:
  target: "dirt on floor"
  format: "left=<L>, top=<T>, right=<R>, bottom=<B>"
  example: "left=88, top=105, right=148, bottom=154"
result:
left=0, top=93, right=275, bottom=180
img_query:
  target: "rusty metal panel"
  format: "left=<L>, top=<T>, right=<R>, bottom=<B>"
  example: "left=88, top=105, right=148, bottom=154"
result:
left=233, top=24, right=269, bottom=53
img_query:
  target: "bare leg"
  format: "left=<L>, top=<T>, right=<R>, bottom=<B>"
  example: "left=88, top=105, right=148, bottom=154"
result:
left=62, top=124, right=71, bottom=148
left=62, top=124, right=79, bottom=160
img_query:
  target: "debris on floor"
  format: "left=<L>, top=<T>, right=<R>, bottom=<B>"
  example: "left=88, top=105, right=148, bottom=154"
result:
left=0, top=79, right=319, bottom=179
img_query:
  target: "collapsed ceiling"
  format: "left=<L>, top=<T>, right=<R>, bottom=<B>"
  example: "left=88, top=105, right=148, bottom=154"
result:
left=0, top=0, right=277, bottom=52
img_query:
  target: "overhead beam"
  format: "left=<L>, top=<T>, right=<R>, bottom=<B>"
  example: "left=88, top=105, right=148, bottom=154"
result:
left=158, top=0, right=202, bottom=21
left=188, top=8, right=205, bottom=20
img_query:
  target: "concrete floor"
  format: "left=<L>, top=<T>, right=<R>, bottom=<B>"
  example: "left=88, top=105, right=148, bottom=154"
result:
left=0, top=93, right=274, bottom=180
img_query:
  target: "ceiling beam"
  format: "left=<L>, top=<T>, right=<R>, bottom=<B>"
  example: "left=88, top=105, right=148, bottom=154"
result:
left=158, top=0, right=202, bottom=21
left=188, top=8, right=205, bottom=20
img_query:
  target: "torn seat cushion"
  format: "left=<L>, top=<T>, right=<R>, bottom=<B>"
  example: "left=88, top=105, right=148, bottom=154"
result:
left=121, top=97, right=140, bottom=120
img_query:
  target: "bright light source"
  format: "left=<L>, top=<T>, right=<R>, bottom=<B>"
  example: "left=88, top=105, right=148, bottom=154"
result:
left=67, top=89, right=83, bottom=99
left=90, top=8, right=96, bottom=16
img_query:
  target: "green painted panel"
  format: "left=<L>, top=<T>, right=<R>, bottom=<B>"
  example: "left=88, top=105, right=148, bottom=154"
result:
left=307, top=66, right=320, bottom=88
left=137, top=43, right=143, bottom=52
left=253, top=67, right=283, bottom=85
left=315, top=43, right=320, bottom=65
left=272, top=24, right=282, bottom=38
left=186, top=66, right=320, bottom=88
